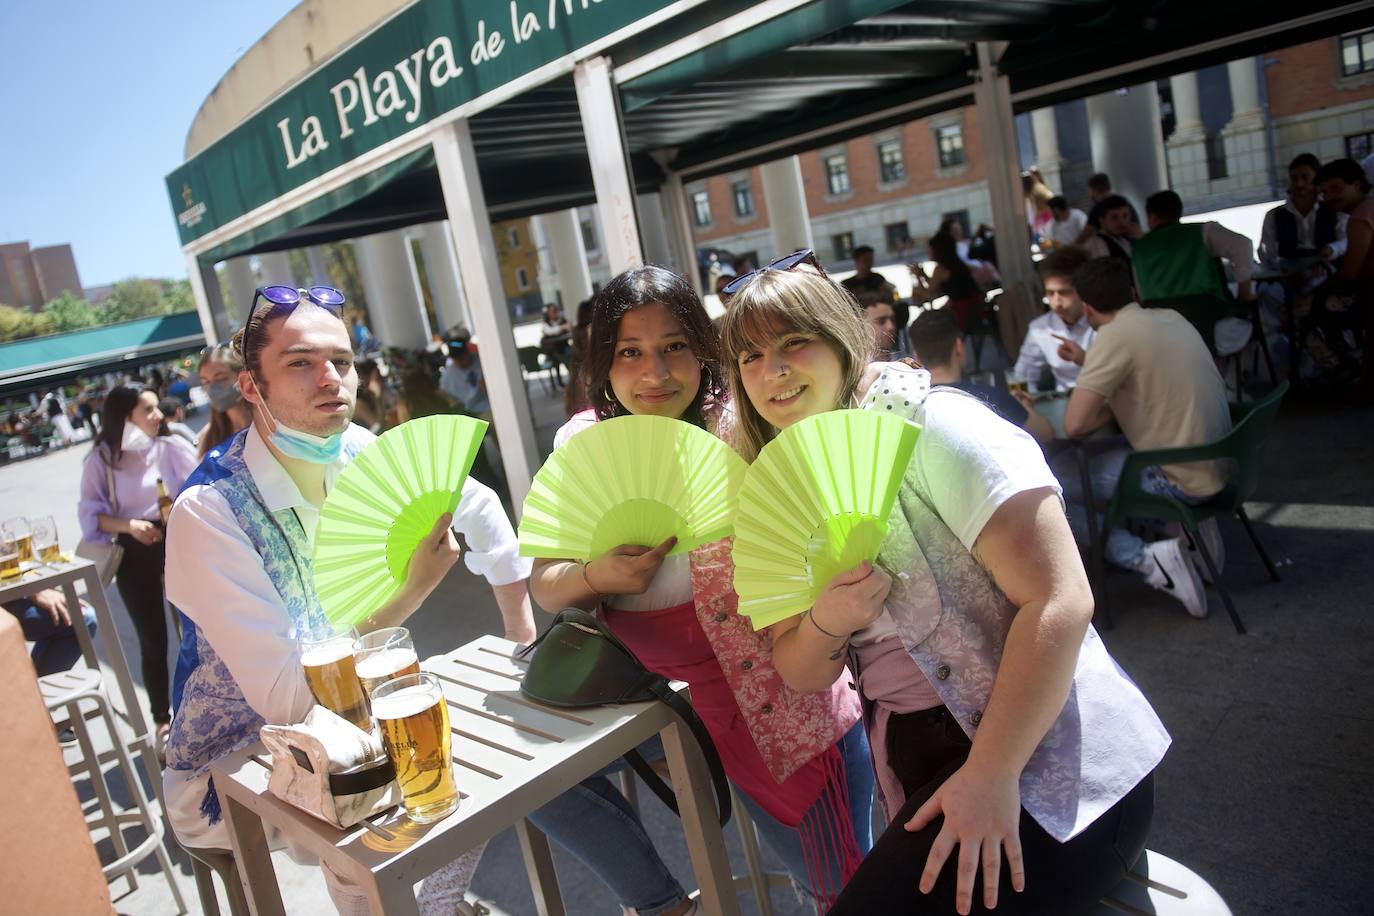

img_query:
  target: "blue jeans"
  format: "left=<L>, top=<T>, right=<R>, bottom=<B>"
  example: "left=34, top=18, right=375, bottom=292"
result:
left=4, top=599, right=98, bottom=677
left=528, top=722, right=874, bottom=913
left=1054, top=437, right=1208, bottom=571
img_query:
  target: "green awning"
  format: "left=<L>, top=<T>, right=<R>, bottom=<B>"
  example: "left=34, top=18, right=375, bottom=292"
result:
left=0, top=312, right=205, bottom=394
left=197, top=146, right=435, bottom=265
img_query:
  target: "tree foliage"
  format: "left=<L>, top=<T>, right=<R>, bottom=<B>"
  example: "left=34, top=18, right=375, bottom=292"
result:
left=43, top=291, right=98, bottom=332
left=0, top=277, right=198, bottom=343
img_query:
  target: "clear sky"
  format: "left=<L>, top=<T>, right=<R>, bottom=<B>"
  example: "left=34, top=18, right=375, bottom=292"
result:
left=0, top=0, right=296, bottom=289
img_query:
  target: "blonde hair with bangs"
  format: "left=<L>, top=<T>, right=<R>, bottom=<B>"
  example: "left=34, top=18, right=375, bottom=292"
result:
left=719, top=267, right=874, bottom=461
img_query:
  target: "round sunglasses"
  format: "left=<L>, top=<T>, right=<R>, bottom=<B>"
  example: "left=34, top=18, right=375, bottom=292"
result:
left=241, top=285, right=347, bottom=358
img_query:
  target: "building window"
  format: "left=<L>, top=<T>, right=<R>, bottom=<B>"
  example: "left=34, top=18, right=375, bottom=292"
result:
left=1205, top=133, right=1229, bottom=181
left=1347, top=131, right=1374, bottom=161
left=580, top=218, right=599, bottom=253
left=831, top=232, right=856, bottom=262
left=692, top=190, right=712, bottom=227
left=507, top=227, right=521, bottom=249
left=935, top=124, right=965, bottom=169
left=515, top=266, right=530, bottom=290
left=877, top=140, right=906, bottom=184
left=1340, top=28, right=1374, bottom=76
left=824, top=154, right=851, bottom=196
left=884, top=222, right=910, bottom=253
left=731, top=180, right=755, bottom=218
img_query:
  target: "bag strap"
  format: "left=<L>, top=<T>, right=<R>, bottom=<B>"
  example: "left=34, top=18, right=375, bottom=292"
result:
left=101, top=444, right=119, bottom=514
left=641, top=674, right=732, bottom=827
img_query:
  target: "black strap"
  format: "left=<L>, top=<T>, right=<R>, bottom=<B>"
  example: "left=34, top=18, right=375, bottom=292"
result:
left=329, top=758, right=397, bottom=796
left=645, top=677, right=732, bottom=827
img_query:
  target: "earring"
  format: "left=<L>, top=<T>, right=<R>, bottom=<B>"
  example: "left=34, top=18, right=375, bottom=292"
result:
left=604, top=382, right=615, bottom=401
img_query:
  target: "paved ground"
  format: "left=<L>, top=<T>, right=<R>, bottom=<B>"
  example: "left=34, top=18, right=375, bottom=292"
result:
left=3, top=375, right=1369, bottom=915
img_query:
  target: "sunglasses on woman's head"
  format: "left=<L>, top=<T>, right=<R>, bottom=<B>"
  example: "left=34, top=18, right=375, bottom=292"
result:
left=242, top=285, right=347, bottom=360
left=721, top=249, right=829, bottom=296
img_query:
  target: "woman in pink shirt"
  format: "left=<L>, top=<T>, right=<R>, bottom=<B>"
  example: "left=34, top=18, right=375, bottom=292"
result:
left=78, top=385, right=198, bottom=746
left=1313, top=157, right=1373, bottom=385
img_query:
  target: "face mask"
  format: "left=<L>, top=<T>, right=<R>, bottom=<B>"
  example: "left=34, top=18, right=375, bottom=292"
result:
left=121, top=423, right=153, bottom=452
left=206, top=380, right=242, bottom=412
left=254, top=398, right=344, bottom=465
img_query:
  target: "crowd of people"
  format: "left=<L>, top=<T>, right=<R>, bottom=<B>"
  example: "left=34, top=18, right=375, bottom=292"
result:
left=16, top=151, right=1368, bottom=916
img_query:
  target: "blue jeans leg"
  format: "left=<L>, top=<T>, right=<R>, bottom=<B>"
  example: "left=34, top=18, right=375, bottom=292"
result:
left=526, top=736, right=687, bottom=916
left=738, top=720, right=875, bottom=904
left=1052, top=438, right=1149, bottom=571
left=5, top=600, right=97, bottom=677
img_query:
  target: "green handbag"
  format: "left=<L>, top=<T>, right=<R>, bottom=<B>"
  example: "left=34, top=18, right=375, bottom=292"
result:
left=519, top=607, right=731, bottom=826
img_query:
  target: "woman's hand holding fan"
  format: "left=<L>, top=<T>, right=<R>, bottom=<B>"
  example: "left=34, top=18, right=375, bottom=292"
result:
left=584, top=536, right=678, bottom=597
left=810, top=560, right=892, bottom=637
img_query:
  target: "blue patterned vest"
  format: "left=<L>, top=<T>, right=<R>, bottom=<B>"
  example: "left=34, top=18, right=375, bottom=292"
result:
left=163, top=428, right=366, bottom=824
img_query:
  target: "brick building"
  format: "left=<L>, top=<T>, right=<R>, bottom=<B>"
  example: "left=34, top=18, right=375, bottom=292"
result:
left=0, top=241, right=83, bottom=311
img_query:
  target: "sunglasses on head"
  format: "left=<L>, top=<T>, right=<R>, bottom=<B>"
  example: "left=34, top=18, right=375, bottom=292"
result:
left=721, top=249, right=829, bottom=296
left=242, top=285, right=347, bottom=359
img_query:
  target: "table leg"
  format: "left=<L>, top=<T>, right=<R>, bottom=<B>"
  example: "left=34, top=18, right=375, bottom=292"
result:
left=363, top=873, right=421, bottom=916
left=78, top=567, right=167, bottom=808
left=220, top=792, right=287, bottom=916
left=516, top=818, right=567, bottom=916
left=661, top=719, right=741, bottom=916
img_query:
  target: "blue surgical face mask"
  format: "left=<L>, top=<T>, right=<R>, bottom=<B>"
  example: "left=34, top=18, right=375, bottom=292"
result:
left=254, top=397, right=345, bottom=465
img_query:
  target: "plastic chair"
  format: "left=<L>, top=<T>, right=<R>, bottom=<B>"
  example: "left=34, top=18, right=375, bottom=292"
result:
left=517, top=345, right=556, bottom=395
left=1091, top=849, right=1232, bottom=914
left=1094, top=381, right=1288, bottom=634
left=185, top=845, right=250, bottom=916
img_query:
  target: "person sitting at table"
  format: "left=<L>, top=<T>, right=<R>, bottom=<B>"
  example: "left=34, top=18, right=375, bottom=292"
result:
left=1045, top=196, right=1089, bottom=248
left=718, top=263, right=1168, bottom=916
left=540, top=302, right=573, bottom=385
left=1059, top=258, right=1232, bottom=620
left=860, top=298, right=901, bottom=360
left=3, top=589, right=97, bottom=678
left=162, top=289, right=538, bottom=914
left=909, top=308, right=1054, bottom=444
left=1308, top=157, right=1373, bottom=385
left=1083, top=195, right=1139, bottom=262
left=1012, top=246, right=1095, bottom=393
left=1132, top=189, right=1257, bottom=357
left=1076, top=173, right=1141, bottom=245
left=841, top=244, right=897, bottom=307
left=1260, top=154, right=1348, bottom=264
left=911, top=232, right=984, bottom=329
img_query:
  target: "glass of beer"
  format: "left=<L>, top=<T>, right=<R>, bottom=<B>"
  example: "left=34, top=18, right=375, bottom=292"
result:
left=372, top=672, right=458, bottom=824
left=0, top=532, right=19, bottom=578
left=354, top=627, right=420, bottom=701
left=30, top=516, right=60, bottom=565
left=2, top=517, right=34, bottom=566
left=299, top=625, right=372, bottom=732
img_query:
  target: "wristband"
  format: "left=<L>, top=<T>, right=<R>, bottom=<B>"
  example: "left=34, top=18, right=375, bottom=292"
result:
left=806, top=609, right=848, bottom=641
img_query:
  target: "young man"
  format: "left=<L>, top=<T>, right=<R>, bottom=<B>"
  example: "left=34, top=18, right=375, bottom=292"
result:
left=1077, top=173, right=1140, bottom=244
left=861, top=299, right=900, bottom=359
left=1012, top=246, right=1096, bottom=392
left=1046, top=195, right=1089, bottom=247
left=1083, top=195, right=1139, bottom=261
left=1259, top=153, right=1348, bottom=264
left=841, top=245, right=896, bottom=307
left=909, top=308, right=1055, bottom=443
left=1059, top=259, right=1231, bottom=619
left=163, top=293, right=535, bottom=913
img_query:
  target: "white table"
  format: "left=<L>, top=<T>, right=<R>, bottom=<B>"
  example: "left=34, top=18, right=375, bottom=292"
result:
left=212, top=634, right=741, bottom=915
left=0, top=557, right=164, bottom=806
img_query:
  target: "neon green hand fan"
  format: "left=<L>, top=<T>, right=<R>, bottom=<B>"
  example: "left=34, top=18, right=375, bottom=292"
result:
left=312, top=415, right=488, bottom=626
left=731, top=409, right=920, bottom=630
left=518, top=414, right=748, bottom=560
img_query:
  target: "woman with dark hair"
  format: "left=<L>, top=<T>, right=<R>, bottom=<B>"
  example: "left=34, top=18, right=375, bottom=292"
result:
left=562, top=298, right=596, bottom=417
left=912, top=232, right=984, bottom=330
left=77, top=384, right=198, bottom=746
left=1311, top=157, right=1374, bottom=385
left=529, top=264, right=874, bottom=912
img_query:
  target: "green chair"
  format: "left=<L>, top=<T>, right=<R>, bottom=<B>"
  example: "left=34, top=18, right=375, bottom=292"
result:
left=518, top=345, right=556, bottom=395
left=1094, top=380, right=1288, bottom=634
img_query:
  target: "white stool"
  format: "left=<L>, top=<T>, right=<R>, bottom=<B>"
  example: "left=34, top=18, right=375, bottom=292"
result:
left=40, top=667, right=187, bottom=913
left=1094, top=849, right=1231, bottom=915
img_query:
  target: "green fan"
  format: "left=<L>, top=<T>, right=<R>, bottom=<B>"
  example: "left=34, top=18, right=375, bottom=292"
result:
left=731, top=409, right=920, bottom=630
left=518, top=414, right=748, bottom=560
left=312, top=415, right=488, bottom=626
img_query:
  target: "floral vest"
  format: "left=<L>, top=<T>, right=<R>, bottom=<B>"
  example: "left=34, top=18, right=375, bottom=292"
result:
left=163, top=428, right=366, bottom=823
left=869, top=378, right=1171, bottom=842
left=557, top=410, right=861, bottom=785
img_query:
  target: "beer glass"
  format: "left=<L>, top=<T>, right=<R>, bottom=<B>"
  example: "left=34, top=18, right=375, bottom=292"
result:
left=2, top=517, right=33, bottom=565
left=299, top=625, right=371, bottom=732
left=0, top=532, right=19, bottom=578
left=353, top=627, right=420, bottom=700
left=371, top=672, right=457, bottom=824
left=30, top=516, right=60, bottom=565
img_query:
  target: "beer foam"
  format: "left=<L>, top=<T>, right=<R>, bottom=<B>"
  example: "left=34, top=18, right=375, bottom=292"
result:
left=356, top=647, right=418, bottom=680
left=300, top=638, right=353, bottom=667
left=371, top=684, right=441, bottom=720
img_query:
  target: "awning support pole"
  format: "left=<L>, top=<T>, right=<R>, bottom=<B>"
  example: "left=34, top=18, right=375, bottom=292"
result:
left=575, top=56, right=643, bottom=274
left=432, top=118, right=540, bottom=508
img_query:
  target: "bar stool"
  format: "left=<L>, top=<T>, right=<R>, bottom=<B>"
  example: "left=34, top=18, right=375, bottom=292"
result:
left=40, top=667, right=187, bottom=914
left=186, top=844, right=250, bottom=916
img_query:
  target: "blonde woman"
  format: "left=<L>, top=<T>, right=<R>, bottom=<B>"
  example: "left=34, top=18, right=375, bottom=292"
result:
left=718, top=255, right=1168, bottom=916
left=195, top=344, right=252, bottom=459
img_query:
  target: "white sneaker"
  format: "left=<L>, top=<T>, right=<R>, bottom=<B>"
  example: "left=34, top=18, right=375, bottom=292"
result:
left=1186, top=518, right=1225, bottom=584
left=1141, top=537, right=1208, bottom=619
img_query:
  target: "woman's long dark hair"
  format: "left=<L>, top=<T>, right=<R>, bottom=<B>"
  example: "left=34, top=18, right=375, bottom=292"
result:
left=581, top=266, right=725, bottom=428
left=92, top=385, right=162, bottom=465
left=929, top=232, right=974, bottom=283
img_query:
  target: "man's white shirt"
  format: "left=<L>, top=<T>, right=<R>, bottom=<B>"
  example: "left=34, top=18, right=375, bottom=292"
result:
left=163, top=422, right=530, bottom=847
left=1012, top=310, right=1095, bottom=392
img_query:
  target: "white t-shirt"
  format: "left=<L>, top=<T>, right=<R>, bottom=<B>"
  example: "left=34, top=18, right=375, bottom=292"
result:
left=853, top=381, right=1062, bottom=646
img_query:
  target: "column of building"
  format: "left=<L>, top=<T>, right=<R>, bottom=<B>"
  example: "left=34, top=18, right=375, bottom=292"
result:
left=1084, top=83, right=1169, bottom=212
left=1165, top=71, right=1210, bottom=202
left=352, top=230, right=432, bottom=351
left=1220, top=56, right=1271, bottom=196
